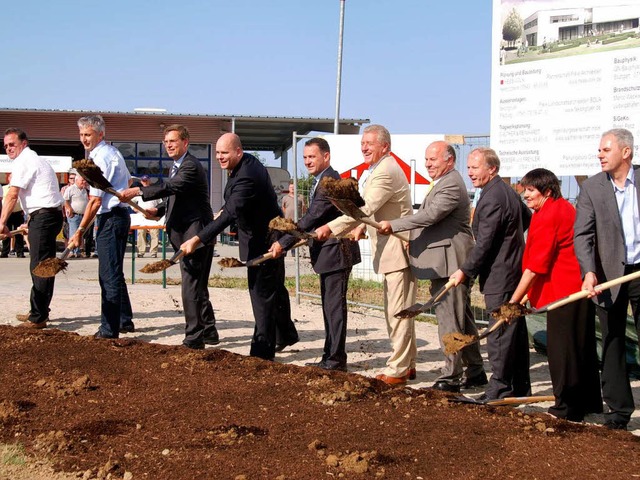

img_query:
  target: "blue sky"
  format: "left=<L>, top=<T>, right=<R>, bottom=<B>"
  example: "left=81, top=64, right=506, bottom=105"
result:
left=1, top=0, right=492, bottom=135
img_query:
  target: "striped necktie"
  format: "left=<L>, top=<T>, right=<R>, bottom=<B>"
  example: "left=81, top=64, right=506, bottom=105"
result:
left=170, top=163, right=179, bottom=178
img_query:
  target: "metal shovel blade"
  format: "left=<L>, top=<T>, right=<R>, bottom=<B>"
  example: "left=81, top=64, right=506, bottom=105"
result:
left=394, top=280, right=455, bottom=319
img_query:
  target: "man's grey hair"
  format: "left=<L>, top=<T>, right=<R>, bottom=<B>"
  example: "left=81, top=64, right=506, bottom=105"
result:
left=77, top=115, right=106, bottom=136
left=470, top=147, right=501, bottom=173
left=363, top=124, right=391, bottom=147
left=602, top=128, right=634, bottom=159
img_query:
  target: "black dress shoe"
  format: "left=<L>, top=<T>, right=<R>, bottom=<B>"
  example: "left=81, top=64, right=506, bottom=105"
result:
left=463, top=372, right=488, bottom=389
left=94, top=331, right=116, bottom=339
left=183, top=342, right=205, bottom=350
left=120, top=324, right=135, bottom=333
left=604, top=420, right=628, bottom=430
left=305, top=361, right=328, bottom=368
left=275, top=337, right=299, bottom=352
left=431, top=380, right=461, bottom=393
left=203, top=335, right=220, bottom=345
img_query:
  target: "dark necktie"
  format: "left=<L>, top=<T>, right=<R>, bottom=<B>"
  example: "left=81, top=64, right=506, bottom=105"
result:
left=170, top=163, right=179, bottom=178
left=310, top=177, right=318, bottom=204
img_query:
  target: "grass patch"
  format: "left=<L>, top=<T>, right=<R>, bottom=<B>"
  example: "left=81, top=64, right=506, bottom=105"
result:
left=0, top=444, right=26, bottom=466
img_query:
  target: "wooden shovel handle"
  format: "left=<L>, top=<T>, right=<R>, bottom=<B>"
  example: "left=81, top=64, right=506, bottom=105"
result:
left=358, top=217, right=406, bottom=241
left=538, top=270, right=640, bottom=313
left=105, top=187, right=151, bottom=217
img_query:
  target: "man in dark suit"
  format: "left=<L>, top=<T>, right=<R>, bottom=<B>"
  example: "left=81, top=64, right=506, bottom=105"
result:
left=180, top=133, right=298, bottom=360
left=574, top=128, right=640, bottom=430
left=451, top=147, right=532, bottom=400
left=378, top=141, right=486, bottom=392
left=121, top=124, right=218, bottom=349
left=269, top=138, right=360, bottom=371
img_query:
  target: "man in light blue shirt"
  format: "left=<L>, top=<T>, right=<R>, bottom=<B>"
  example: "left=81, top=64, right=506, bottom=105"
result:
left=71, top=115, right=134, bottom=338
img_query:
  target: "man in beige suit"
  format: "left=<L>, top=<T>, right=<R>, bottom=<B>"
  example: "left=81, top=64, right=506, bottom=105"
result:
left=316, top=124, right=417, bottom=385
left=378, top=141, right=486, bottom=393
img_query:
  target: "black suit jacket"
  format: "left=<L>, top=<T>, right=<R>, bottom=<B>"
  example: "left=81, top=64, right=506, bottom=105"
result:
left=280, top=167, right=360, bottom=274
left=198, top=153, right=281, bottom=261
left=140, top=152, right=213, bottom=246
left=461, top=176, right=531, bottom=294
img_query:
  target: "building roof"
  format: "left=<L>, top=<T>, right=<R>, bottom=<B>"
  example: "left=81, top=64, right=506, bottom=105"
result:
left=0, top=108, right=369, bottom=158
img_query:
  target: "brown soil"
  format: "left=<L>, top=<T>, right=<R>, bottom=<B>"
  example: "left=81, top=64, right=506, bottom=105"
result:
left=442, top=332, right=476, bottom=355
left=1, top=325, right=638, bottom=480
left=139, top=260, right=174, bottom=274
left=491, top=302, right=530, bottom=322
left=32, top=259, right=68, bottom=278
left=320, top=177, right=365, bottom=207
left=217, top=257, right=246, bottom=269
left=268, top=217, right=300, bottom=234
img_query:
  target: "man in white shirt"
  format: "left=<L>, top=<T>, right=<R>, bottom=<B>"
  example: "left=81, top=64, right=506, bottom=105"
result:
left=0, top=128, right=64, bottom=328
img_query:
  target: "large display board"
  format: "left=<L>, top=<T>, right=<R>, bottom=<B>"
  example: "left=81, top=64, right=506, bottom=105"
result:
left=491, top=0, right=640, bottom=176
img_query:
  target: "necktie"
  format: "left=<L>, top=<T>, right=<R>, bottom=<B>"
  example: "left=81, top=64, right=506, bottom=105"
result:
left=310, top=176, right=318, bottom=198
left=170, top=163, right=179, bottom=178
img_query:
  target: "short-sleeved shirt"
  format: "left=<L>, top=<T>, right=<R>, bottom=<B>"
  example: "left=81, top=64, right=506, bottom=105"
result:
left=89, top=141, right=131, bottom=214
left=63, top=184, right=89, bottom=214
left=9, top=146, right=64, bottom=214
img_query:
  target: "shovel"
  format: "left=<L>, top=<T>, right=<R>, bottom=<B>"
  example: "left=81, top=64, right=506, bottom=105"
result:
left=492, top=269, right=640, bottom=323
left=74, top=158, right=152, bottom=217
left=32, top=246, right=74, bottom=278
left=395, top=279, right=456, bottom=319
left=0, top=228, right=27, bottom=240
left=140, top=249, right=185, bottom=274
left=449, top=395, right=555, bottom=407
left=218, top=238, right=308, bottom=269
left=442, top=295, right=529, bottom=354
left=328, top=197, right=406, bottom=241
left=32, top=218, right=96, bottom=278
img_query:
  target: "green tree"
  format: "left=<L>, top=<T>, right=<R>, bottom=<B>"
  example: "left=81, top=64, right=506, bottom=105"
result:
left=295, top=174, right=314, bottom=199
left=502, top=8, right=523, bottom=46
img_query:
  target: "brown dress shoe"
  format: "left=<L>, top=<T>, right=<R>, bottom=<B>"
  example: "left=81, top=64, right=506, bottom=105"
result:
left=376, top=373, right=407, bottom=386
left=17, top=320, right=48, bottom=329
left=16, top=313, right=31, bottom=322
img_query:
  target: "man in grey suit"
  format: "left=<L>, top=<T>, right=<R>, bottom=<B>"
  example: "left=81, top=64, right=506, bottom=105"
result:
left=574, top=128, right=640, bottom=430
left=451, top=147, right=531, bottom=401
left=378, top=141, right=486, bottom=392
left=270, top=138, right=360, bottom=371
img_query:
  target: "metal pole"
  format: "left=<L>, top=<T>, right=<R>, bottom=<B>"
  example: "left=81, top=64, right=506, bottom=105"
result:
left=334, top=0, right=346, bottom=134
left=292, top=131, right=300, bottom=305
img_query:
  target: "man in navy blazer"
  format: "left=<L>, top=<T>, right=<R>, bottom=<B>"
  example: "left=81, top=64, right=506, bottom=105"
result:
left=270, top=138, right=360, bottom=371
left=180, top=133, right=298, bottom=360
left=121, top=124, right=218, bottom=349
left=574, top=128, right=640, bottom=430
left=451, top=147, right=532, bottom=400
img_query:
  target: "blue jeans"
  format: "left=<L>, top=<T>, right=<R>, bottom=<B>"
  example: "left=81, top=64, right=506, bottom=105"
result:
left=96, top=207, right=133, bottom=337
left=67, top=214, right=83, bottom=254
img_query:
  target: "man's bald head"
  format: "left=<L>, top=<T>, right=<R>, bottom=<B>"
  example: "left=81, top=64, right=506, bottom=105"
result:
left=216, top=133, right=244, bottom=170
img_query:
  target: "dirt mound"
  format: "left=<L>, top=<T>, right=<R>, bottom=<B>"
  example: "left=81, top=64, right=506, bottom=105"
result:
left=0, top=325, right=638, bottom=479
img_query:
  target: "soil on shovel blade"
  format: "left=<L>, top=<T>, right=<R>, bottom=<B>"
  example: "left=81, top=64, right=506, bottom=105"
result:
left=0, top=325, right=638, bottom=480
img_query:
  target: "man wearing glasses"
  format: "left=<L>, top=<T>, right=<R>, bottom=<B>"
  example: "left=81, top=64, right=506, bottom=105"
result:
left=1, top=128, right=64, bottom=329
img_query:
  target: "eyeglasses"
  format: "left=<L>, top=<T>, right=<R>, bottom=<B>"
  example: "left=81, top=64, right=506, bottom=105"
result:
left=3, top=142, right=18, bottom=149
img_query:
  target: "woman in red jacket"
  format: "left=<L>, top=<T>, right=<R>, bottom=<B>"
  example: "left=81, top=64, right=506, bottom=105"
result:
left=510, top=168, right=602, bottom=421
